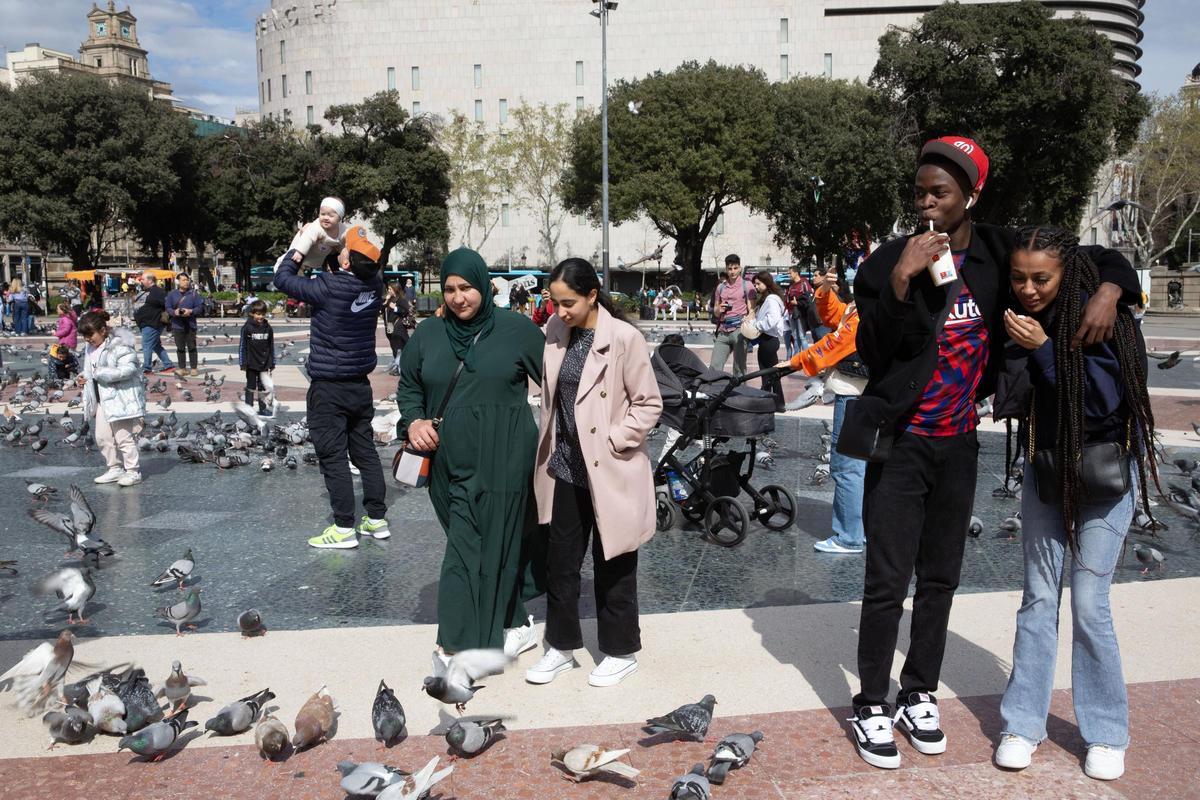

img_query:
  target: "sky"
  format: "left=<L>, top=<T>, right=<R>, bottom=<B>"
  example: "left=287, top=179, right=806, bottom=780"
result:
left=0, top=1, right=1195, bottom=119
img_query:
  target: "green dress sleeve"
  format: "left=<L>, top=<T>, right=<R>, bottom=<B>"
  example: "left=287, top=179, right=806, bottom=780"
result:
left=396, top=321, right=429, bottom=442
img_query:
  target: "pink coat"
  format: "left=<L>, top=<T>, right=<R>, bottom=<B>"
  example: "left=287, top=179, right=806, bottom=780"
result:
left=55, top=312, right=77, bottom=349
left=534, top=307, right=664, bottom=559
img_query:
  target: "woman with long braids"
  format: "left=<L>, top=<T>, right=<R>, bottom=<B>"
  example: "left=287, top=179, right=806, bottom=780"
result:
left=995, top=226, right=1159, bottom=781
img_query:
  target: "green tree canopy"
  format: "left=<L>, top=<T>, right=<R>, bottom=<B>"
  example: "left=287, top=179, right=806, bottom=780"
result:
left=871, top=0, right=1148, bottom=229
left=563, top=60, right=774, bottom=288
left=764, top=77, right=907, bottom=274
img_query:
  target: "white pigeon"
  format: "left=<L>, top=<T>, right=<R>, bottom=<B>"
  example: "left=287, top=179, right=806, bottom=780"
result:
left=377, top=756, right=454, bottom=800
left=34, top=567, right=96, bottom=624
left=87, top=682, right=127, bottom=734
left=553, top=744, right=641, bottom=782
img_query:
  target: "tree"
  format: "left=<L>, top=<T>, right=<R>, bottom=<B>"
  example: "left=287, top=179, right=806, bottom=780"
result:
left=764, top=77, right=907, bottom=278
left=0, top=72, right=192, bottom=268
left=322, top=91, right=451, bottom=267
left=437, top=110, right=511, bottom=251
left=507, top=102, right=573, bottom=266
left=870, top=0, right=1149, bottom=230
left=563, top=60, right=774, bottom=289
left=1123, top=93, right=1200, bottom=268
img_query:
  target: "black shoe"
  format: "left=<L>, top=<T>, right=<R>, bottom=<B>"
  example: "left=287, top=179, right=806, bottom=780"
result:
left=848, top=704, right=900, bottom=769
left=895, top=691, right=947, bottom=755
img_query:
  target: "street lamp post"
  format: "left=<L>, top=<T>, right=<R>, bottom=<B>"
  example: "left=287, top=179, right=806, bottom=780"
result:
left=592, top=1, right=618, bottom=291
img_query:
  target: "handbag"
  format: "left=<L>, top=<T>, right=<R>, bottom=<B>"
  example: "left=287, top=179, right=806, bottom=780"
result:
left=1028, top=390, right=1131, bottom=504
left=392, top=331, right=480, bottom=487
left=835, top=396, right=893, bottom=463
left=739, top=316, right=761, bottom=340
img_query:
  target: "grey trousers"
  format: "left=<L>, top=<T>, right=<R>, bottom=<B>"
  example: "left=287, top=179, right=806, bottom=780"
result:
left=709, top=330, right=747, bottom=376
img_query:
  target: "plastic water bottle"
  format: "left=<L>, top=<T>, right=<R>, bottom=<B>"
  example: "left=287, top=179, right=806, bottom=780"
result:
left=666, top=470, right=689, bottom=501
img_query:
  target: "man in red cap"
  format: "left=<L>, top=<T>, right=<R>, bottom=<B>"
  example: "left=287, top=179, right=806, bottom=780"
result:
left=841, top=135, right=1141, bottom=770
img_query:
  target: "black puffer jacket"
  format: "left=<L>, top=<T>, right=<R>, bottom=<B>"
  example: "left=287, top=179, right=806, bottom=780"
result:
left=272, top=253, right=383, bottom=379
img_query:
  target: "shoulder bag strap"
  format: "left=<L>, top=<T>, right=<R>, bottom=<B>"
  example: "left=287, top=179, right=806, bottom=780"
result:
left=431, top=329, right=483, bottom=430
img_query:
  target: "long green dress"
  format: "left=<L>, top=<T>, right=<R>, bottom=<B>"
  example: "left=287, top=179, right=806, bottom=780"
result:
left=397, top=308, right=545, bottom=652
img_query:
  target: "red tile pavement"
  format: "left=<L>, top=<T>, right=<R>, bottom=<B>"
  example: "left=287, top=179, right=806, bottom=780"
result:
left=1, top=679, right=1195, bottom=799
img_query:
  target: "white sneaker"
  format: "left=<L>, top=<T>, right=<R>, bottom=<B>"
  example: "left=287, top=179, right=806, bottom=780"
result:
left=995, top=734, right=1038, bottom=770
left=525, top=647, right=577, bottom=684
left=1084, top=744, right=1125, bottom=781
left=348, top=458, right=360, bottom=476
left=588, top=655, right=638, bottom=687
left=94, top=467, right=125, bottom=484
left=503, top=615, right=538, bottom=658
left=117, top=471, right=142, bottom=487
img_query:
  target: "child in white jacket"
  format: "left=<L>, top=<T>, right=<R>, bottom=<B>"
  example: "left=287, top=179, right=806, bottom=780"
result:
left=77, top=311, right=146, bottom=487
left=274, top=197, right=349, bottom=271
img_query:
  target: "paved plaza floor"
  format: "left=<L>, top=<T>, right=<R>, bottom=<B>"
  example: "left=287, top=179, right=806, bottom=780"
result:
left=0, top=316, right=1198, bottom=798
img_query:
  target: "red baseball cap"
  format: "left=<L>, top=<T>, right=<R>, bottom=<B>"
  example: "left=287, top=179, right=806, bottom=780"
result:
left=920, top=136, right=989, bottom=195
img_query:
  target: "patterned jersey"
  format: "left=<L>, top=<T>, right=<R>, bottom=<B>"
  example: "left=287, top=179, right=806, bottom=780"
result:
left=901, top=253, right=988, bottom=437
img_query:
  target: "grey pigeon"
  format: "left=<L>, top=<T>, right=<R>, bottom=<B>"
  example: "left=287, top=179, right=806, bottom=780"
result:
left=372, top=679, right=406, bottom=745
left=237, top=609, right=266, bottom=637
left=205, top=687, right=273, bottom=735
left=1153, top=350, right=1182, bottom=369
left=116, top=668, right=164, bottom=733
left=376, top=755, right=453, bottom=800
left=998, top=514, right=1022, bottom=539
left=1173, top=458, right=1198, bottom=476
left=967, top=516, right=983, bottom=539
left=34, top=567, right=96, bottom=624
left=24, top=481, right=57, bottom=501
left=337, top=760, right=408, bottom=796
left=43, top=705, right=93, bottom=747
left=158, top=588, right=202, bottom=636
left=28, top=485, right=112, bottom=561
left=551, top=744, right=640, bottom=782
left=670, top=763, right=711, bottom=799
left=446, top=717, right=505, bottom=757
left=707, top=730, right=763, bottom=784
left=118, top=709, right=197, bottom=760
left=1133, top=543, right=1165, bottom=575
left=151, top=549, right=195, bottom=589
left=422, top=649, right=513, bottom=712
left=643, top=694, right=717, bottom=740
left=156, top=660, right=206, bottom=715
left=255, top=715, right=289, bottom=758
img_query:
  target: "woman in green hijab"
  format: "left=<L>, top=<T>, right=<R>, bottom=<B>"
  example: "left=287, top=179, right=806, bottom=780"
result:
left=398, top=247, right=546, bottom=656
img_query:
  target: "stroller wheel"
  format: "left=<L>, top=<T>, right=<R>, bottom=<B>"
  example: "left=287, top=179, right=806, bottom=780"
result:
left=756, top=484, right=798, bottom=531
left=703, top=496, right=749, bottom=547
left=681, top=503, right=705, bottom=523
left=656, top=491, right=683, bottom=532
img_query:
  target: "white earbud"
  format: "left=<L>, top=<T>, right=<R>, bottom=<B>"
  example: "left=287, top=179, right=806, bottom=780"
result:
left=965, top=197, right=974, bottom=210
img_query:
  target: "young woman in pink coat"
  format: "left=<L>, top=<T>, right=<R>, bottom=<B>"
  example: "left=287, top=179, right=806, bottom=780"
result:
left=528, top=258, right=663, bottom=688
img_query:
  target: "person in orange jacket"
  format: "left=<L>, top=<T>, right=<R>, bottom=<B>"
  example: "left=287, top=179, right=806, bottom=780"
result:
left=779, top=271, right=869, bottom=554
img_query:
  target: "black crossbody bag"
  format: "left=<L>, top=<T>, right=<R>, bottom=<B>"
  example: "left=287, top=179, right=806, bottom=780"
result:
left=1028, top=389, right=1131, bottom=504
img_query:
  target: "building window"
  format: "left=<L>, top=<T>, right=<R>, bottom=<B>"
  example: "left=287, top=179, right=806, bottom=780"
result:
left=267, top=79, right=272, bottom=102
left=282, top=74, right=288, bottom=98
left=474, top=99, right=483, bottom=122
left=412, top=101, right=421, bottom=117
left=499, top=99, right=508, bottom=124
left=305, top=70, right=312, bottom=94
left=474, top=64, right=483, bottom=89
left=95, top=57, right=102, bottom=68
left=280, top=40, right=285, bottom=65
left=411, top=66, right=420, bottom=90
left=823, top=53, right=833, bottom=78
left=1090, top=228, right=1098, bottom=245
left=576, top=60, right=585, bottom=86
left=780, top=55, right=788, bottom=81
left=260, top=83, right=264, bottom=104
left=387, top=67, right=396, bottom=90
left=307, top=106, right=314, bottom=126
left=283, top=108, right=292, bottom=121
left=576, top=96, right=585, bottom=111
left=130, top=58, right=137, bottom=77
left=780, top=18, right=788, bottom=44
left=258, top=49, right=263, bottom=71
left=502, top=203, right=511, bottom=227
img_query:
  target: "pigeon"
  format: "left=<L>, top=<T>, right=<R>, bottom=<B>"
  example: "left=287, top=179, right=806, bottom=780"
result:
left=1133, top=543, right=1165, bottom=575
left=292, top=685, right=336, bottom=750
left=205, top=687, right=273, bottom=735
left=376, top=756, right=453, bottom=800
left=627, top=99, right=642, bottom=114
left=967, top=516, right=983, bottom=539
left=1173, top=458, right=1198, bottom=477
left=255, top=715, right=289, bottom=759
left=1163, top=486, right=1200, bottom=522
left=0, top=630, right=76, bottom=715
left=237, top=609, right=266, bottom=637
left=116, top=668, right=164, bottom=733
left=34, top=567, right=96, bottom=624
left=156, top=660, right=207, bottom=715
left=28, top=485, right=112, bottom=560
left=337, top=760, right=409, bottom=796
left=158, top=588, right=202, bottom=636
left=422, top=649, right=513, bottom=712
left=1132, top=509, right=1167, bottom=533
left=24, top=480, right=57, bottom=501
left=671, top=764, right=711, bottom=799
left=157, top=395, right=172, bottom=409
left=151, top=549, right=195, bottom=589
left=87, top=681, right=127, bottom=734
left=372, top=679, right=406, bottom=745
left=118, top=709, right=197, bottom=761
left=998, top=514, right=1022, bottom=539
left=43, top=705, right=94, bottom=747
left=707, top=730, right=763, bottom=784
left=643, top=694, right=717, bottom=740
left=552, top=744, right=641, bottom=782
left=1151, top=350, right=1182, bottom=369
left=446, top=717, right=506, bottom=757
left=0, top=559, right=17, bottom=575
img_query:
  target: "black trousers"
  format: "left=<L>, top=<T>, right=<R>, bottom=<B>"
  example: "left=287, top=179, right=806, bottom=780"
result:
left=307, top=377, right=388, bottom=528
left=546, top=479, right=641, bottom=656
left=172, top=327, right=198, bottom=369
left=855, top=428, right=979, bottom=708
left=756, top=334, right=784, bottom=409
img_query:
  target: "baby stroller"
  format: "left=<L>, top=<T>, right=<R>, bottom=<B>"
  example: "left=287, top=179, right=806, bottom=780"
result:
left=47, top=344, right=79, bottom=381
left=652, top=335, right=797, bottom=546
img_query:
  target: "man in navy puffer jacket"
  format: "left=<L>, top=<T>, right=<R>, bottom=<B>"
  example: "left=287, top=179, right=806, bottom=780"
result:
left=274, top=226, right=390, bottom=549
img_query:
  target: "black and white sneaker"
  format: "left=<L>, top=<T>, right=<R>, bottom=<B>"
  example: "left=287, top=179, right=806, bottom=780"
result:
left=848, top=705, right=901, bottom=769
left=895, top=691, right=947, bottom=755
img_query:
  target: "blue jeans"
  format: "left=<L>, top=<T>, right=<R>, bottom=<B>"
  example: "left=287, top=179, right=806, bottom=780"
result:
left=785, top=315, right=810, bottom=358
left=11, top=301, right=30, bottom=334
left=829, top=394, right=866, bottom=547
left=140, top=326, right=174, bottom=371
left=999, top=465, right=1134, bottom=749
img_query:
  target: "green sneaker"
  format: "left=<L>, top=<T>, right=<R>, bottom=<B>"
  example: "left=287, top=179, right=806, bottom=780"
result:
left=357, top=516, right=391, bottom=540
left=307, top=524, right=359, bottom=549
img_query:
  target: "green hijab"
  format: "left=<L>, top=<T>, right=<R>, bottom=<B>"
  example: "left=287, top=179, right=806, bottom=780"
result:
left=440, top=247, right=495, bottom=370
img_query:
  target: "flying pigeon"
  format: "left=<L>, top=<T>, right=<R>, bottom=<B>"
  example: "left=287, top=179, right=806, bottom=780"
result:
left=34, top=567, right=96, bottom=624
left=28, top=485, right=112, bottom=561
left=422, top=649, right=513, bottom=712
left=0, top=630, right=76, bottom=715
